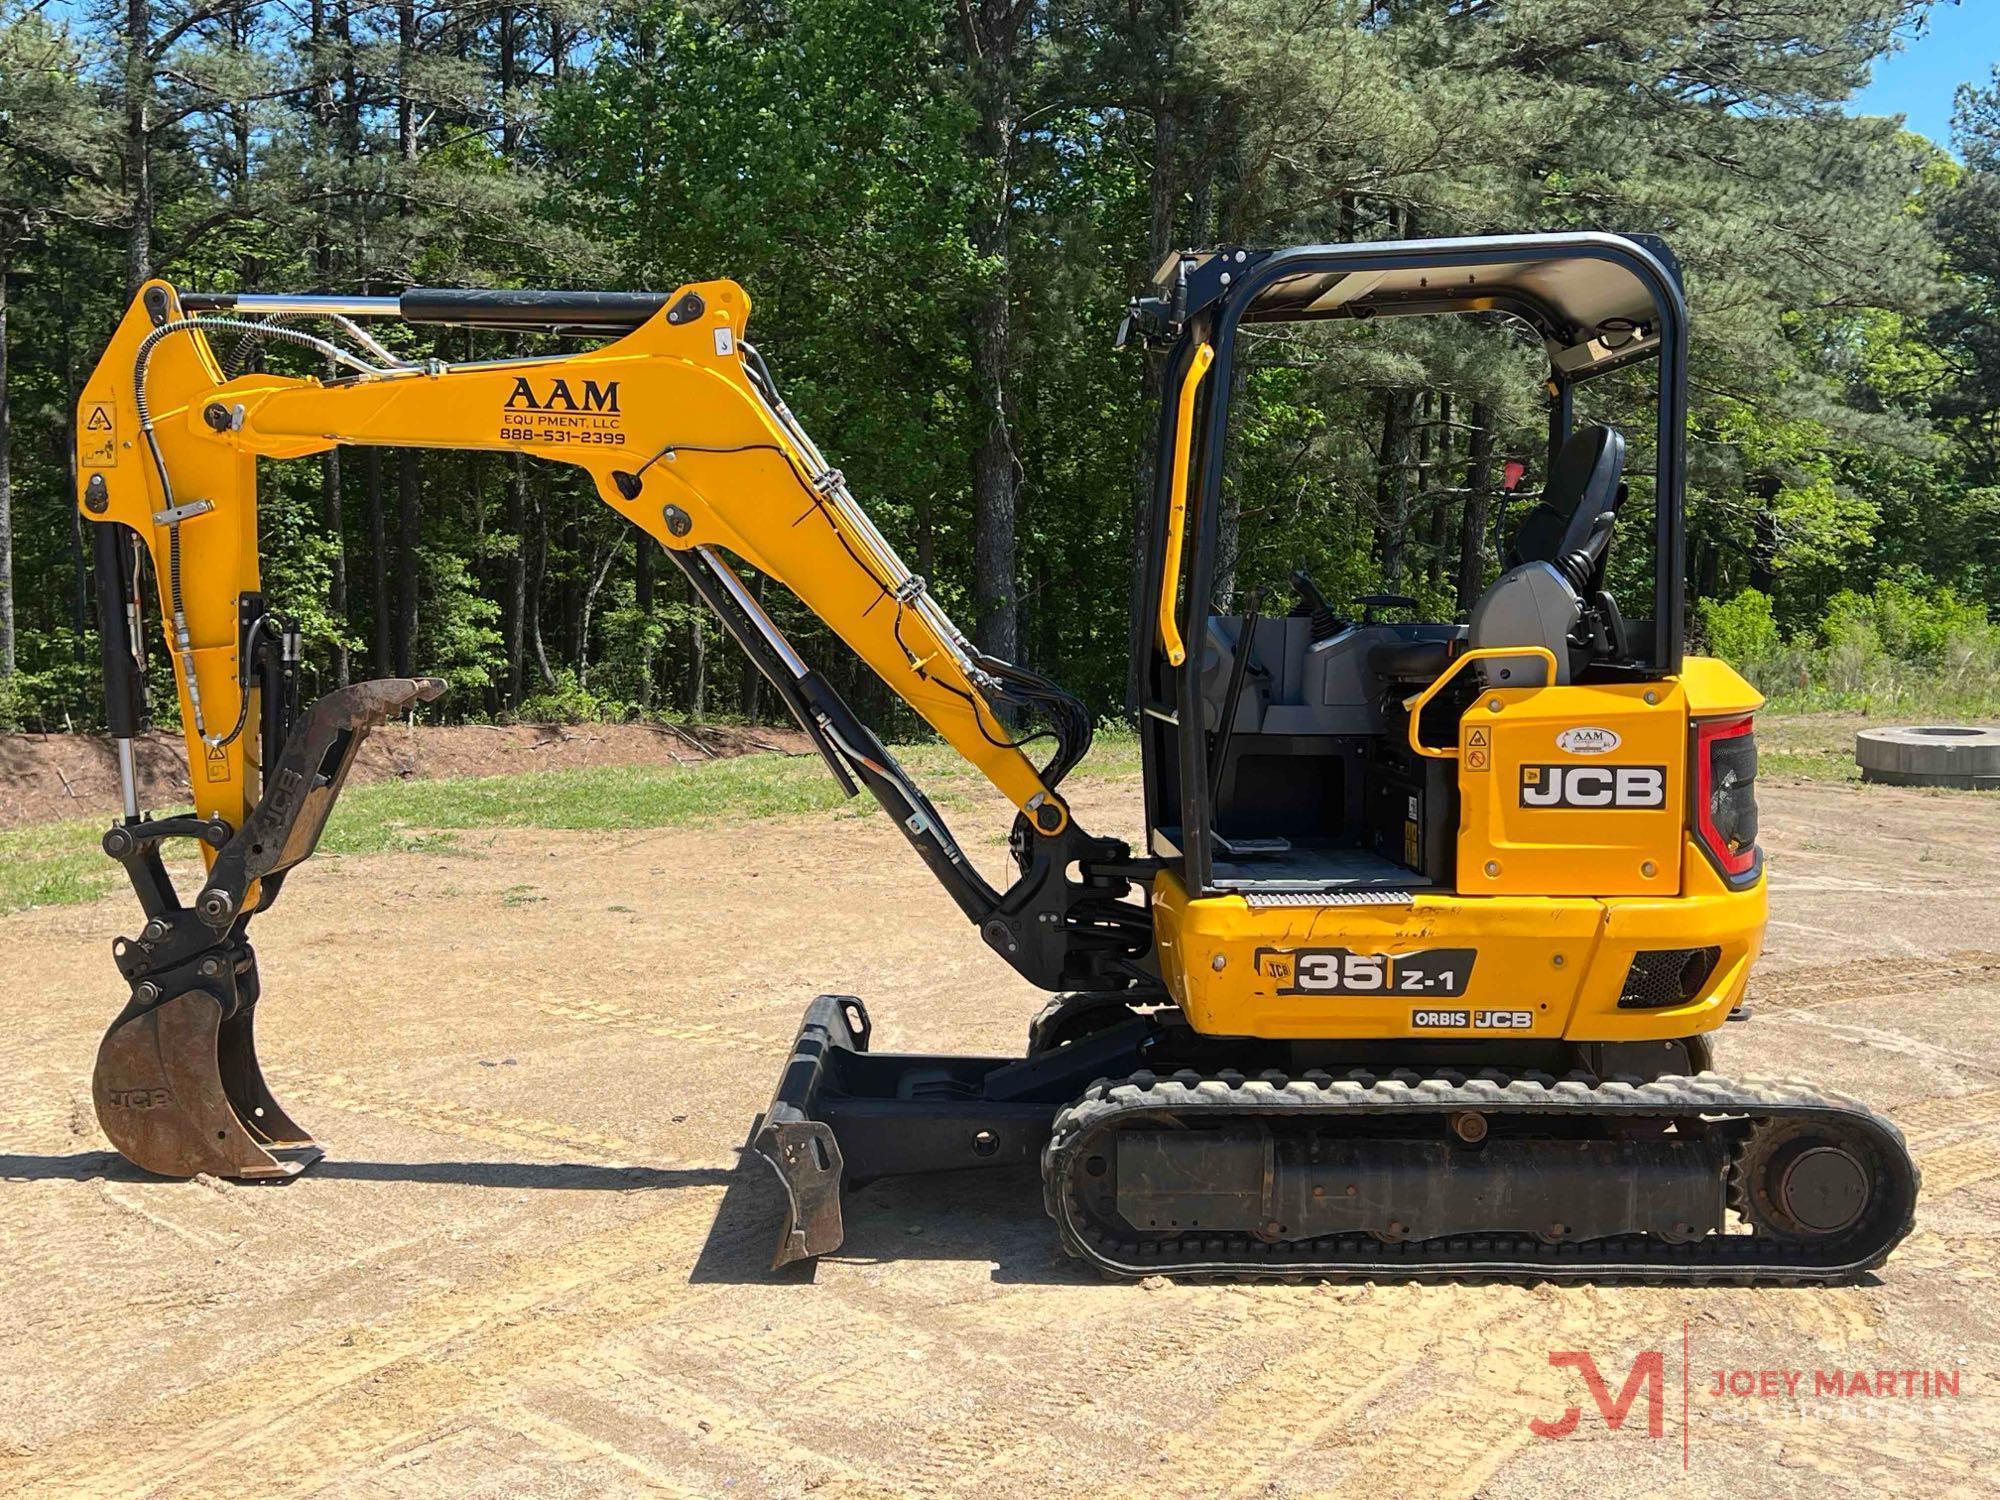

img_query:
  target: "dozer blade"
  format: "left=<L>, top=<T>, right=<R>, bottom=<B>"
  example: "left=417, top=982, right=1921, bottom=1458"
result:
left=94, top=979, right=319, bottom=1179
left=753, top=994, right=871, bottom=1267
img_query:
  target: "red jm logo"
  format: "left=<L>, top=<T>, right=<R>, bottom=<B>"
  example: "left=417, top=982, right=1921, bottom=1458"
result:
left=1531, top=1350, right=1666, bottom=1439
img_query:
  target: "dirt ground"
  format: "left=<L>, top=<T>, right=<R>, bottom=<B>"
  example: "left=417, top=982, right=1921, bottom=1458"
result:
left=2, top=766, right=1997, bottom=1497
left=0, top=720, right=807, bottom=830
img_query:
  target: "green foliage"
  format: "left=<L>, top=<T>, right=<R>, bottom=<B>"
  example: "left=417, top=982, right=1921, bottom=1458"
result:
left=1826, top=573, right=1990, bottom=663
left=512, top=667, right=630, bottom=725
left=420, top=547, right=506, bottom=703
left=1697, top=589, right=1783, bottom=668
left=0, top=0, right=1994, bottom=750
left=1700, top=575, right=2000, bottom=715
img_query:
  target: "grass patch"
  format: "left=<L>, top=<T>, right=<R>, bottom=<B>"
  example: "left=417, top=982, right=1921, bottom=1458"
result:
left=0, top=731, right=1143, bottom=915
left=321, top=752, right=855, bottom=844
left=0, top=820, right=116, bottom=911
left=1756, top=714, right=1867, bottom=783
left=318, top=730, right=1142, bottom=844
left=1758, top=710, right=2000, bottom=785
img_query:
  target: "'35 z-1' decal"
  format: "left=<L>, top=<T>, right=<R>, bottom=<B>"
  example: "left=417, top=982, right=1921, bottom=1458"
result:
left=1255, top=946, right=1476, bottom=998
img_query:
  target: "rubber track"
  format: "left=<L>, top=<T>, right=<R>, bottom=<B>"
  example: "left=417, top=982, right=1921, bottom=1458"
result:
left=1043, top=1070, right=1920, bottom=1284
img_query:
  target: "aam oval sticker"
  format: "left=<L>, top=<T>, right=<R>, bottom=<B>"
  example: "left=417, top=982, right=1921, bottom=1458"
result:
left=1556, top=726, right=1621, bottom=755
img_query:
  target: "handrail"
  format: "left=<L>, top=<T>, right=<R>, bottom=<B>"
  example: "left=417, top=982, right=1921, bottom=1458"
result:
left=1157, top=341, right=1215, bottom=667
left=1402, top=646, right=1560, bottom=759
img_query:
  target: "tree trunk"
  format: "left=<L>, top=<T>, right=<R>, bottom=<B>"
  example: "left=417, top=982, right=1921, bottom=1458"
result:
left=683, top=574, right=707, bottom=715
left=1375, top=390, right=1415, bottom=585
left=562, top=513, right=582, bottom=664
left=1694, top=537, right=1719, bottom=603
left=1424, top=393, right=1453, bottom=589
left=123, top=0, right=154, bottom=294
left=1214, top=473, right=1240, bottom=615
left=322, top=446, right=348, bottom=685
left=394, top=451, right=419, bottom=676
left=59, top=257, right=90, bottom=647
left=1749, top=474, right=1780, bottom=595
left=530, top=484, right=556, bottom=689
left=740, top=571, right=768, bottom=721
left=498, top=6, right=524, bottom=155
left=0, top=259, right=12, bottom=678
left=1126, top=15, right=1186, bottom=713
left=505, top=456, right=527, bottom=701
left=634, top=536, right=655, bottom=710
left=969, top=289, right=1018, bottom=661
left=1455, top=402, right=1496, bottom=614
left=305, top=0, right=348, bottom=686
left=577, top=539, right=617, bottom=690
left=959, top=0, right=1029, bottom=663
left=397, top=0, right=418, bottom=163
left=366, top=448, right=391, bottom=672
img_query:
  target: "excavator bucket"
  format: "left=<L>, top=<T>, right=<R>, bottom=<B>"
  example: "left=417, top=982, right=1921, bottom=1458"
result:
left=93, top=676, right=445, bottom=1179
left=94, top=960, right=318, bottom=1179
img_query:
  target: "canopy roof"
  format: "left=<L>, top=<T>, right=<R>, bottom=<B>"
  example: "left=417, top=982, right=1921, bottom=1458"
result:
left=1155, top=233, right=1681, bottom=379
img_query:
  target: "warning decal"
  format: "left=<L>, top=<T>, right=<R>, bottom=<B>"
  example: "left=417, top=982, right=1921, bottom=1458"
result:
left=204, top=741, right=230, bottom=783
left=81, top=402, right=117, bottom=468
left=1465, top=725, right=1490, bottom=772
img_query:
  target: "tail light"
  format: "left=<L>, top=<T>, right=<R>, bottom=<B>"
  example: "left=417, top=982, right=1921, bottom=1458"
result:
left=1693, top=716, right=1760, bottom=885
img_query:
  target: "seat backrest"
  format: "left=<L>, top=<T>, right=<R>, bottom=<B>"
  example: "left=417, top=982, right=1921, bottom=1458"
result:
left=1507, top=424, right=1626, bottom=588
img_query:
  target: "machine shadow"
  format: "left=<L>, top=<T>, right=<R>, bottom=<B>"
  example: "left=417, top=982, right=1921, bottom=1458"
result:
left=0, top=1150, right=148, bottom=1182
left=688, top=1125, right=1090, bottom=1286
left=0, top=1151, right=731, bottom=1193
left=5, top=1150, right=1873, bottom=1290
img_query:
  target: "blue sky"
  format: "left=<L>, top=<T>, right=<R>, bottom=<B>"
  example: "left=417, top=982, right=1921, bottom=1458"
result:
left=1851, top=1, right=2000, bottom=148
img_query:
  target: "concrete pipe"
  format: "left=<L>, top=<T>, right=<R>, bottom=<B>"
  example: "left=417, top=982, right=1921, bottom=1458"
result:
left=1854, top=725, right=2000, bottom=789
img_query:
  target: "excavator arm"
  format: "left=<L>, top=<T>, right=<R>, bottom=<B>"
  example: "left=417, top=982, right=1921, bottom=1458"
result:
left=76, top=278, right=1153, bottom=1181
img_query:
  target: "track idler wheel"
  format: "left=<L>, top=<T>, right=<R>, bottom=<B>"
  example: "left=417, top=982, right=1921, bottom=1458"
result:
left=1733, top=1119, right=1878, bottom=1239
left=93, top=966, right=319, bottom=1180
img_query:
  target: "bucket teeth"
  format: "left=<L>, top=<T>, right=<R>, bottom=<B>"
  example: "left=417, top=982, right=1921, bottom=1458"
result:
left=93, top=982, right=319, bottom=1180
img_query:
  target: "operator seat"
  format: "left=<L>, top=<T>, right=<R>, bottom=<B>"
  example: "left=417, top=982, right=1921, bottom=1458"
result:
left=1468, top=423, right=1629, bottom=685
left=1368, top=424, right=1629, bottom=691
left=1505, top=423, right=1626, bottom=592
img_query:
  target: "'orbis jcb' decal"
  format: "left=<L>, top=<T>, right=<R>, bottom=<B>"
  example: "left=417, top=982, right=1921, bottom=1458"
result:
left=1413, top=1009, right=1534, bottom=1030
left=499, top=375, right=627, bottom=448
left=1255, top=946, right=1476, bottom=998
left=1519, top=764, right=1665, bottom=809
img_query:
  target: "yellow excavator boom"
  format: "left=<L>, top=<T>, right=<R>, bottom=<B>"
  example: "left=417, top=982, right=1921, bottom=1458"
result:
left=78, top=278, right=1068, bottom=842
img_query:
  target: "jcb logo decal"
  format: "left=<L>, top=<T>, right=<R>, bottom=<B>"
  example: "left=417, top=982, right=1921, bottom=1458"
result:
left=504, top=376, right=620, bottom=413
left=1520, top=764, right=1665, bottom=809
left=105, top=1087, right=173, bottom=1110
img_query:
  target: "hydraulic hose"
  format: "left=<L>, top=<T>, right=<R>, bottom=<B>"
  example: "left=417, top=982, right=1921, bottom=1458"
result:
left=131, top=315, right=387, bottom=745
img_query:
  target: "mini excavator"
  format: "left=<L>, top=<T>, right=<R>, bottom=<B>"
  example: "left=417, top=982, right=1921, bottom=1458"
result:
left=76, top=233, right=1917, bottom=1279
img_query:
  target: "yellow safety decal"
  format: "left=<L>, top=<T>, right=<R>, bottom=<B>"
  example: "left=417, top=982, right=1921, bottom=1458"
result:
left=81, top=401, right=118, bottom=467
left=1466, top=724, right=1490, bottom=772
